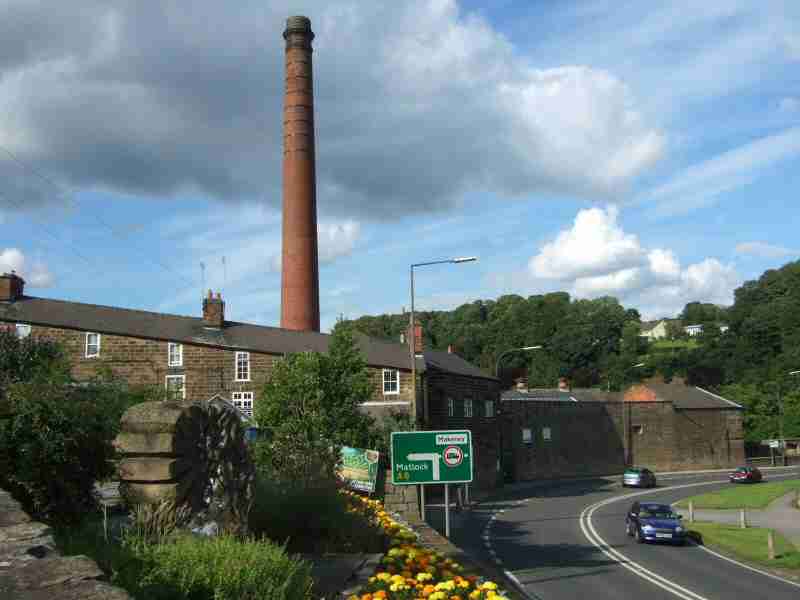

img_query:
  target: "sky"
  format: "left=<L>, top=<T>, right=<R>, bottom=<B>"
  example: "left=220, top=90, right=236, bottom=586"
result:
left=0, top=0, right=798, bottom=331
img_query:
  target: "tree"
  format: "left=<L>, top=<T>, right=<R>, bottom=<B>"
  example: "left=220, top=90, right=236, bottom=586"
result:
left=254, top=325, right=376, bottom=484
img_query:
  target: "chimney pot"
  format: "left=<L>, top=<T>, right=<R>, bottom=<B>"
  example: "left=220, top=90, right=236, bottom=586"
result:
left=202, top=292, right=225, bottom=328
left=0, top=272, right=25, bottom=302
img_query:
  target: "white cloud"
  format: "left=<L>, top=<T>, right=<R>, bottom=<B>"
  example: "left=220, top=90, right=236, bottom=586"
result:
left=0, top=247, right=54, bottom=287
left=735, top=241, right=795, bottom=259
left=318, top=221, right=361, bottom=264
left=529, top=206, right=643, bottom=279
left=644, top=126, right=800, bottom=218
left=528, top=206, right=740, bottom=318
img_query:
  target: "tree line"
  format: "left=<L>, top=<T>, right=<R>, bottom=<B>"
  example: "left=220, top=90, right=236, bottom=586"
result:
left=345, top=259, right=800, bottom=445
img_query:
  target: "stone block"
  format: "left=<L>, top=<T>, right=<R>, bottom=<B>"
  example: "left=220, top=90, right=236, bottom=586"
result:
left=114, top=432, right=197, bottom=456
left=0, top=522, right=51, bottom=544
left=119, top=478, right=193, bottom=505
left=118, top=457, right=192, bottom=482
left=120, top=401, right=205, bottom=434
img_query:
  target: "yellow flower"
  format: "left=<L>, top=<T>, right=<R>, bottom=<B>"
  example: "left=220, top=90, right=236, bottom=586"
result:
left=376, top=572, right=392, bottom=582
left=468, top=591, right=481, bottom=600
left=481, top=582, right=498, bottom=591
left=417, top=573, right=433, bottom=582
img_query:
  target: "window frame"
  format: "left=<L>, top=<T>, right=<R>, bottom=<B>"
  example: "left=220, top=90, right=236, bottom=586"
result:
left=382, top=368, right=400, bottom=395
left=167, top=342, right=183, bottom=367
left=484, top=399, right=494, bottom=418
left=165, top=374, right=186, bottom=400
left=464, top=397, right=473, bottom=418
left=232, top=391, right=254, bottom=419
left=235, top=351, right=251, bottom=382
left=447, top=397, right=454, bottom=418
left=85, top=332, right=101, bottom=358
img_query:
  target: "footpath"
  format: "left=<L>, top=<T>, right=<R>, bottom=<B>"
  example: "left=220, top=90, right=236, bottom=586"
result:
left=676, top=491, right=800, bottom=548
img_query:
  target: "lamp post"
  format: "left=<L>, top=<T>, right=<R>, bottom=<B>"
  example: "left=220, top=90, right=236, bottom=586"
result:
left=409, top=256, right=477, bottom=522
left=617, top=362, right=645, bottom=467
left=495, top=346, right=543, bottom=380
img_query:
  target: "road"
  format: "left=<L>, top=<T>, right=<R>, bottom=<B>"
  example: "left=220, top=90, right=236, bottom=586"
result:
left=429, top=468, right=800, bottom=600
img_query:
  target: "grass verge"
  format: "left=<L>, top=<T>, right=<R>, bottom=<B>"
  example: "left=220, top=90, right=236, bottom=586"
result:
left=689, top=521, right=800, bottom=571
left=676, top=479, right=800, bottom=509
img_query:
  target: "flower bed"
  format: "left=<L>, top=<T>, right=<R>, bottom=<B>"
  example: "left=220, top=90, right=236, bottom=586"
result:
left=343, top=492, right=510, bottom=600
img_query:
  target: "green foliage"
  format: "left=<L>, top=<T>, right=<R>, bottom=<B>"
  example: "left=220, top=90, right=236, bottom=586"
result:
left=254, top=325, right=376, bottom=483
left=0, top=376, right=141, bottom=523
left=0, top=330, right=67, bottom=398
left=676, top=479, right=800, bottom=510
left=688, top=522, right=800, bottom=570
left=248, top=476, right=385, bottom=554
left=56, top=520, right=314, bottom=600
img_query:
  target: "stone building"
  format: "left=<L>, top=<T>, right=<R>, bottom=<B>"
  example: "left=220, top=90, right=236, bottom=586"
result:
left=500, top=378, right=744, bottom=481
left=0, top=272, right=502, bottom=491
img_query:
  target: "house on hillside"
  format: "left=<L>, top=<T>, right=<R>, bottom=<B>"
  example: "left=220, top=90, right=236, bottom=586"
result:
left=499, top=377, right=744, bottom=482
left=639, top=320, right=670, bottom=340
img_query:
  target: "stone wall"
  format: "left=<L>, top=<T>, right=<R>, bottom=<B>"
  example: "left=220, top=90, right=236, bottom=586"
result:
left=426, top=367, right=501, bottom=490
left=115, top=399, right=254, bottom=535
left=0, top=488, right=130, bottom=599
left=501, top=399, right=745, bottom=482
left=380, top=470, right=420, bottom=520
left=24, top=324, right=412, bottom=408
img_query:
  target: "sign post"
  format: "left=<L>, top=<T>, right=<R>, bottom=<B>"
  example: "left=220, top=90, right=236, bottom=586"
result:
left=391, top=430, right=473, bottom=538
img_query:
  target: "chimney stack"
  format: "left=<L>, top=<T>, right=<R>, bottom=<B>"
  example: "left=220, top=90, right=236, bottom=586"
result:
left=280, top=15, right=320, bottom=332
left=0, top=271, right=25, bottom=302
left=202, top=289, right=225, bottom=328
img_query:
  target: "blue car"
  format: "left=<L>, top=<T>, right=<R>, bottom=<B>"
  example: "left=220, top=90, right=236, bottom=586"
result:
left=626, top=502, right=687, bottom=545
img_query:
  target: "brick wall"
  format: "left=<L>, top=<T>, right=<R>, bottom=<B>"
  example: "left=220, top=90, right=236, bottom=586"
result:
left=23, top=324, right=413, bottom=408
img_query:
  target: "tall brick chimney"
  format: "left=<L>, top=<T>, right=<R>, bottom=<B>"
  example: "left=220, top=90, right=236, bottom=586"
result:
left=202, top=290, right=225, bottom=328
left=0, top=272, right=25, bottom=302
left=280, top=15, right=320, bottom=332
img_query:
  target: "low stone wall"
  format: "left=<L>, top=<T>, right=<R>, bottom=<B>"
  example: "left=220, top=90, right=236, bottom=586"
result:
left=380, top=470, right=420, bottom=520
left=114, top=399, right=254, bottom=535
left=0, top=487, right=130, bottom=599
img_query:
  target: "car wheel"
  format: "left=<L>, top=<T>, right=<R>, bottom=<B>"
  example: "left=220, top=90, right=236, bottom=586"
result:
left=635, top=527, right=644, bottom=543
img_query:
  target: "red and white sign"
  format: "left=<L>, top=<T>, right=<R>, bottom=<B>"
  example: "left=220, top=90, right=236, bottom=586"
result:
left=443, top=445, right=463, bottom=467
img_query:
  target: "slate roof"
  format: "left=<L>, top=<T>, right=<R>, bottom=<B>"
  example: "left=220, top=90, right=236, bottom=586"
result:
left=501, top=383, right=740, bottom=409
left=0, top=295, right=411, bottom=369
left=420, top=349, right=498, bottom=382
left=643, top=382, right=743, bottom=410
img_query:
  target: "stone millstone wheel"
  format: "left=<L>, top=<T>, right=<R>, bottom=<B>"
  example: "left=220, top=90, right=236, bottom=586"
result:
left=115, top=398, right=255, bottom=536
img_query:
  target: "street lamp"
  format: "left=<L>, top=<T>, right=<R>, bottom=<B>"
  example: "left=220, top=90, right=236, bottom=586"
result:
left=495, top=346, right=543, bottom=379
left=409, top=257, right=477, bottom=523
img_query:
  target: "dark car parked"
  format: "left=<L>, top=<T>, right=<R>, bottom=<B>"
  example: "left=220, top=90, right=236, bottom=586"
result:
left=622, top=467, right=656, bottom=488
left=626, top=501, right=687, bottom=545
left=729, top=466, right=763, bottom=483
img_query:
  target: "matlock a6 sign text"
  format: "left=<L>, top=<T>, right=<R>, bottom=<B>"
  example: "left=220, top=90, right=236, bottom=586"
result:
left=390, top=430, right=473, bottom=485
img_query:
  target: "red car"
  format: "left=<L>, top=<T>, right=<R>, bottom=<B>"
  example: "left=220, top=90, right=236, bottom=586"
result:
left=729, top=466, right=762, bottom=483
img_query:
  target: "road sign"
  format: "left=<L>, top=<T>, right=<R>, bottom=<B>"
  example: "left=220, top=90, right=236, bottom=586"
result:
left=769, top=440, right=782, bottom=449
left=391, top=430, right=473, bottom=485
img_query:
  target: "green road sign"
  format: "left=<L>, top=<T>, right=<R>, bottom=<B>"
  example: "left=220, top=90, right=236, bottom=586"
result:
left=391, top=430, right=473, bottom=485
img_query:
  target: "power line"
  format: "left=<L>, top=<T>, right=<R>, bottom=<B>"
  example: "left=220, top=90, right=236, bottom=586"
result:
left=0, top=144, right=197, bottom=288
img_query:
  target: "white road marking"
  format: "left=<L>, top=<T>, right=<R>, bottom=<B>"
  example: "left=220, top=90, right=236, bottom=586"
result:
left=579, top=473, right=800, bottom=599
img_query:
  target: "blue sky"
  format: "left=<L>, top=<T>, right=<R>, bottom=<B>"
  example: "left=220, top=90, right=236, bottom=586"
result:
left=0, top=1, right=798, bottom=331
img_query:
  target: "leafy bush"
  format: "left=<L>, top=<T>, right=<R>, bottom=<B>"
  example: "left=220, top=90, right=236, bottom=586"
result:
left=249, top=476, right=385, bottom=554
left=254, top=325, right=376, bottom=484
left=56, top=520, right=314, bottom=600
left=0, top=378, right=140, bottom=523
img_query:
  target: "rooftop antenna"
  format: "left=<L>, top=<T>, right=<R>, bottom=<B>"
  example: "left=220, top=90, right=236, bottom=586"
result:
left=222, top=255, right=227, bottom=294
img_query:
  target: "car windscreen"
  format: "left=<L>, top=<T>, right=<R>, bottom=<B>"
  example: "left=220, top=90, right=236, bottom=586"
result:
left=639, top=509, right=677, bottom=519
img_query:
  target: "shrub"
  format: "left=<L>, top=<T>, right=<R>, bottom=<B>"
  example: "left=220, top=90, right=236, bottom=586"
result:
left=128, top=533, right=314, bottom=600
left=249, top=476, right=385, bottom=554
left=0, top=378, right=139, bottom=523
left=56, top=520, right=314, bottom=600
